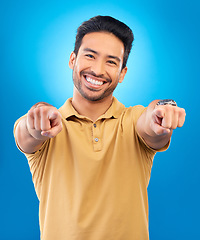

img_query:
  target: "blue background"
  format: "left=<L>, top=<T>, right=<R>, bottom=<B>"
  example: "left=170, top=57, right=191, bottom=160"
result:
left=1, top=0, right=199, bottom=239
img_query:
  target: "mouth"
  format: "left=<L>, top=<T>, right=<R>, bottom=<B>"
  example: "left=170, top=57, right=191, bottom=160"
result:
left=83, top=74, right=109, bottom=90
left=85, top=76, right=104, bottom=86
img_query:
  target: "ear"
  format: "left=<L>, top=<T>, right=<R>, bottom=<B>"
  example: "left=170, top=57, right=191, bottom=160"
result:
left=119, top=66, right=128, bottom=83
left=69, top=52, right=76, bottom=69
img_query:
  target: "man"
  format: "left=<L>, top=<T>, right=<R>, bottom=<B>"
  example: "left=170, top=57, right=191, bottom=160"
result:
left=14, top=16, right=186, bottom=240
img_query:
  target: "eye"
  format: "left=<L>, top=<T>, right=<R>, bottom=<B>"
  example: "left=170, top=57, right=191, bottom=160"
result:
left=107, top=60, right=117, bottom=66
left=85, top=54, right=95, bottom=59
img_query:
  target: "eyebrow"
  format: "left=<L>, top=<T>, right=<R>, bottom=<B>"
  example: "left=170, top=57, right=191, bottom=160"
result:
left=83, top=48, right=121, bottom=63
left=83, top=48, right=98, bottom=54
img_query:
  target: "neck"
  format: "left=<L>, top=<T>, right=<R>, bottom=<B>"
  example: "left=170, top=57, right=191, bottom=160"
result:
left=72, top=88, right=113, bottom=122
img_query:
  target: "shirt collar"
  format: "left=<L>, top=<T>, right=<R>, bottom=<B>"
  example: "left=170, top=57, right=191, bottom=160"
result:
left=59, top=97, right=125, bottom=121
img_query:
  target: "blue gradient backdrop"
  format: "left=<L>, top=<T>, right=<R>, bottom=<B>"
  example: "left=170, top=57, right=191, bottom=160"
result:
left=1, top=0, right=199, bottom=239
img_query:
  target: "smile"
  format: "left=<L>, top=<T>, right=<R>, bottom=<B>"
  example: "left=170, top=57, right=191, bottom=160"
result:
left=85, top=76, right=104, bottom=86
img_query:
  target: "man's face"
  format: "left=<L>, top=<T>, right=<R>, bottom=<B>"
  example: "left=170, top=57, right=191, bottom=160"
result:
left=69, top=32, right=127, bottom=102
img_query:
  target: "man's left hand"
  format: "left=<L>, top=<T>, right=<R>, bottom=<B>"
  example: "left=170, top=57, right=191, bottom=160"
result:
left=136, top=100, right=186, bottom=150
left=150, top=102, right=186, bottom=136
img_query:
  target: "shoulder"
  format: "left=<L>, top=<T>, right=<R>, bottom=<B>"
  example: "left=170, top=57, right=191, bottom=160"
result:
left=110, top=97, right=146, bottom=120
left=59, top=98, right=74, bottom=118
left=120, top=104, right=147, bottom=125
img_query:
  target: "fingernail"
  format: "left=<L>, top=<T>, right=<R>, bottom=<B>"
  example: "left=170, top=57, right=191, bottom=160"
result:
left=42, top=132, right=48, bottom=136
left=163, top=129, right=170, bottom=134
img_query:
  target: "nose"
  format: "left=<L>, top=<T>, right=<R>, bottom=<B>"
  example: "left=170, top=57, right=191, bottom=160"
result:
left=90, top=59, right=105, bottom=77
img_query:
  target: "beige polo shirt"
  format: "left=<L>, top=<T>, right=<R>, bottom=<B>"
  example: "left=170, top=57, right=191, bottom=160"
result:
left=14, top=97, right=167, bottom=240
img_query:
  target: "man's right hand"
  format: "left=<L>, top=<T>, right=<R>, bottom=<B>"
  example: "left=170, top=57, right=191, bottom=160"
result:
left=27, top=103, right=63, bottom=140
left=15, top=102, right=63, bottom=153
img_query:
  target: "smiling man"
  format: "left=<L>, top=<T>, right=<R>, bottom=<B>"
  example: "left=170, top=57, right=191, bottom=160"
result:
left=70, top=31, right=127, bottom=122
left=14, top=16, right=186, bottom=240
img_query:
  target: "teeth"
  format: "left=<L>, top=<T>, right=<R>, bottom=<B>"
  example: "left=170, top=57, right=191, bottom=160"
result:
left=86, top=77, right=103, bottom=86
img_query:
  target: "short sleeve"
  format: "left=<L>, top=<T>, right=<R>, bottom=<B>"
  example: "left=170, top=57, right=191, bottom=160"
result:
left=13, top=116, right=50, bottom=199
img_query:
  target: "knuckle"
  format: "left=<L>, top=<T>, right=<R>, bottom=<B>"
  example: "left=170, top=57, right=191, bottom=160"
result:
left=28, top=109, right=34, bottom=117
left=39, top=107, right=46, bottom=114
left=164, top=105, right=173, bottom=111
left=51, top=110, right=61, bottom=119
left=54, top=108, right=60, bottom=115
left=175, top=107, right=185, bottom=115
left=40, top=106, right=49, bottom=116
left=52, top=110, right=58, bottom=116
left=34, top=107, right=40, bottom=115
left=36, top=103, right=47, bottom=108
left=165, top=105, right=171, bottom=110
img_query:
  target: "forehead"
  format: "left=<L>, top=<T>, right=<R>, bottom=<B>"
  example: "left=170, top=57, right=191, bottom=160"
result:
left=79, top=32, right=124, bottom=58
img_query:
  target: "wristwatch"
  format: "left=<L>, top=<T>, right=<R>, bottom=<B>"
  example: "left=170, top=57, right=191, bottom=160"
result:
left=156, top=99, right=177, bottom=106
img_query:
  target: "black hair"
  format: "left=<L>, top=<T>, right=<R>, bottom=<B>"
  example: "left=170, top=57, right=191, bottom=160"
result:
left=74, top=15, right=134, bottom=69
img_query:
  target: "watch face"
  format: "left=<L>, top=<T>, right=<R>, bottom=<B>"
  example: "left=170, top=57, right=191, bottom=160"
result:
left=157, top=99, right=177, bottom=106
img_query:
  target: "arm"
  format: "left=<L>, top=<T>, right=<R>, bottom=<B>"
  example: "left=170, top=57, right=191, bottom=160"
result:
left=136, top=100, right=186, bottom=150
left=15, top=102, right=63, bottom=154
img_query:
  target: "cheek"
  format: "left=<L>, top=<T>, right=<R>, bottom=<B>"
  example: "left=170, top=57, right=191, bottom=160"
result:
left=112, top=69, right=122, bottom=81
left=73, top=62, right=82, bottom=76
left=74, top=60, right=88, bottom=74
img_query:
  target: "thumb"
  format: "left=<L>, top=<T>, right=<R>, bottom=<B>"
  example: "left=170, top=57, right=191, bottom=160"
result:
left=41, top=121, right=63, bottom=138
left=151, top=122, right=171, bottom=135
